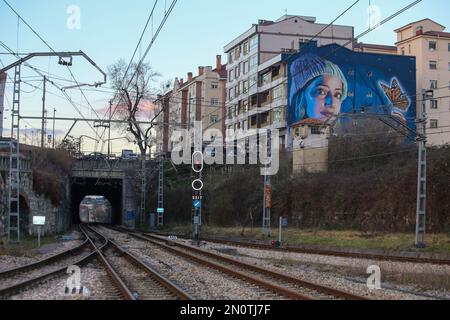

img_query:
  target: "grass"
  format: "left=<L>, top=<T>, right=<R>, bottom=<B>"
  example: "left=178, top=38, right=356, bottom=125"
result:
left=0, top=234, right=60, bottom=257
left=156, top=224, right=450, bottom=254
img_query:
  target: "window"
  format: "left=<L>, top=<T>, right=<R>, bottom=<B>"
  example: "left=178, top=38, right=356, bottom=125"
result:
left=243, top=100, right=249, bottom=113
left=430, top=80, right=438, bottom=89
left=229, top=70, right=234, bottom=82
left=249, top=54, right=258, bottom=70
left=429, top=41, right=437, bottom=51
left=430, top=100, right=438, bottom=109
left=401, top=47, right=405, bottom=56
left=249, top=75, right=257, bottom=88
left=235, top=65, right=240, bottom=78
left=311, top=126, right=322, bottom=135
left=260, top=112, right=269, bottom=124
left=272, top=107, right=285, bottom=122
left=448, top=43, right=450, bottom=52
left=229, top=88, right=234, bottom=100
left=210, top=115, right=218, bottom=124
left=211, top=81, right=219, bottom=89
left=243, top=80, right=249, bottom=94
left=448, top=62, right=450, bottom=71
left=430, top=119, right=438, bottom=128
left=211, top=98, right=219, bottom=106
left=243, top=60, right=249, bottom=74
left=243, top=41, right=249, bottom=56
left=261, top=72, right=271, bottom=86
left=272, top=85, right=285, bottom=101
left=229, top=51, right=234, bottom=64
left=238, top=81, right=243, bottom=95
left=249, top=35, right=258, bottom=52
left=235, top=46, right=241, bottom=60
left=429, top=61, right=437, bottom=70
left=234, top=85, right=240, bottom=97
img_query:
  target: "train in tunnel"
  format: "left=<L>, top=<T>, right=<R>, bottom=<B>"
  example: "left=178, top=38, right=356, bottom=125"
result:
left=79, top=196, right=113, bottom=224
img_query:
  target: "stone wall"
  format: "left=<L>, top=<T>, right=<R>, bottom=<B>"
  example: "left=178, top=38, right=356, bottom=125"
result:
left=0, top=156, right=71, bottom=237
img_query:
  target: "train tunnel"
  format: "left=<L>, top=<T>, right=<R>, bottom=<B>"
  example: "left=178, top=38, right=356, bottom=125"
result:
left=71, top=178, right=123, bottom=225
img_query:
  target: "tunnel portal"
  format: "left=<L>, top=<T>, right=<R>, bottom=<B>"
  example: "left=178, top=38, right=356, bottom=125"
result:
left=71, top=178, right=123, bottom=225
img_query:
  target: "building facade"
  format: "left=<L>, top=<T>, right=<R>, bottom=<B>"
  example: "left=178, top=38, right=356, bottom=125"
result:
left=223, top=15, right=354, bottom=149
left=395, top=19, right=450, bottom=146
left=156, top=55, right=227, bottom=154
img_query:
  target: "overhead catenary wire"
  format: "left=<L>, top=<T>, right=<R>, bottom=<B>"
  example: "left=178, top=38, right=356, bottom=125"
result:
left=0, top=40, right=102, bottom=139
left=98, top=0, right=178, bottom=154
left=1, top=0, right=104, bottom=144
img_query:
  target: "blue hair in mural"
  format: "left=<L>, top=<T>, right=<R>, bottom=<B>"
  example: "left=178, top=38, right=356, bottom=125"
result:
left=287, top=44, right=416, bottom=136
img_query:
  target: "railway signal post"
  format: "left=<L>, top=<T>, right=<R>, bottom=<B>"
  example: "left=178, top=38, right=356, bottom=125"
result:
left=192, top=151, right=203, bottom=245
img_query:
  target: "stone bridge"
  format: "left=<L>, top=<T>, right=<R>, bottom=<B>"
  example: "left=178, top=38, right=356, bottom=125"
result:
left=0, top=149, right=150, bottom=239
left=71, top=158, right=147, bottom=228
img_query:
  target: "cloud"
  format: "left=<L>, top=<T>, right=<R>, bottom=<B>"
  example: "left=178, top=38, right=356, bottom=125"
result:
left=96, top=99, right=158, bottom=120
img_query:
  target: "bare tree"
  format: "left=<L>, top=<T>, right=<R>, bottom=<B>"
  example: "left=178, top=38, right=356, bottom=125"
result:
left=108, top=59, right=161, bottom=157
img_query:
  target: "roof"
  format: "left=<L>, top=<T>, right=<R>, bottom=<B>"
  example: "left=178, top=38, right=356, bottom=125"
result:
left=354, top=42, right=397, bottom=51
left=394, top=18, right=446, bottom=32
left=291, top=118, right=329, bottom=127
left=422, top=31, right=450, bottom=38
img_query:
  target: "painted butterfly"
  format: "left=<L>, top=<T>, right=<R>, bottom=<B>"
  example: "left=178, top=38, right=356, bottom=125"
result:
left=379, top=78, right=410, bottom=111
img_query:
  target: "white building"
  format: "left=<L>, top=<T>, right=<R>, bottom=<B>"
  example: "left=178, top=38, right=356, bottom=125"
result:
left=223, top=15, right=354, bottom=148
left=395, top=19, right=450, bottom=146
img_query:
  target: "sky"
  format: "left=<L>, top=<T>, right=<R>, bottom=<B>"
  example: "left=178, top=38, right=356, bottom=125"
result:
left=0, top=0, right=449, bottom=153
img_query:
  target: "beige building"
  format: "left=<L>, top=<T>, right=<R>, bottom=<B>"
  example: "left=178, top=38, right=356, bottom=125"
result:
left=291, top=119, right=331, bottom=174
left=223, top=15, right=354, bottom=148
left=156, top=56, right=227, bottom=154
left=395, top=19, right=450, bottom=146
left=353, top=42, right=398, bottom=55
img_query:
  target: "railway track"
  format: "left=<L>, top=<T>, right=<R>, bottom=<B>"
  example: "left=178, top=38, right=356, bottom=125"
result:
left=84, top=226, right=192, bottom=300
left=112, top=227, right=368, bottom=300
left=0, top=226, right=102, bottom=299
left=145, top=231, right=450, bottom=266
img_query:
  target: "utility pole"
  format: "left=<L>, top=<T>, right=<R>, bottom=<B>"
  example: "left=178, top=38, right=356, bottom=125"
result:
left=52, top=108, right=56, bottom=149
left=262, top=130, right=272, bottom=239
left=415, top=89, right=431, bottom=248
left=157, top=144, right=164, bottom=226
left=139, top=138, right=147, bottom=228
left=108, top=100, right=112, bottom=159
left=40, top=76, right=46, bottom=148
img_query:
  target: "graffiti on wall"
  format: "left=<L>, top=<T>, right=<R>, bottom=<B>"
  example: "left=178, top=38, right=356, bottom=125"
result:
left=287, top=44, right=416, bottom=136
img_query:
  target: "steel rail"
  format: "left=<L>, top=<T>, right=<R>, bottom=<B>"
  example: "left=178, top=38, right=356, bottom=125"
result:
left=86, top=226, right=192, bottom=300
left=145, top=230, right=450, bottom=266
left=0, top=240, right=90, bottom=278
left=121, top=230, right=367, bottom=300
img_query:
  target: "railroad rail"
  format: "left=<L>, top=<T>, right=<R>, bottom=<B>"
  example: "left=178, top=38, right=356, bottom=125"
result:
left=114, top=228, right=368, bottom=300
left=0, top=226, right=102, bottom=299
left=144, top=230, right=450, bottom=266
left=85, top=225, right=192, bottom=300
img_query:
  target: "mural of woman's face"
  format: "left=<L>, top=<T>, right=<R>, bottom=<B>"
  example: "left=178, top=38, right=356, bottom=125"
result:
left=304, top=75, right=344, bottom=121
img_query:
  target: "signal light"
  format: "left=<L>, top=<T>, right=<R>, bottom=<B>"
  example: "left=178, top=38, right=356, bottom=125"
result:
left=192, top=151, right=203, bottom=173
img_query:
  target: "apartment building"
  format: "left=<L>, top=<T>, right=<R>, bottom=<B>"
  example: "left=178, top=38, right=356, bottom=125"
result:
left=395, top=19, right=450, bottom=146
left=156, top=55, right=227, bottom=154
left=223, top=15, right=354, bottom=148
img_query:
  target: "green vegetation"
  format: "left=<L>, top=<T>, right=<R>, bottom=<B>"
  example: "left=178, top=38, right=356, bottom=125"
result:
left=158, top=224, right=450, bottom=254
left=0, top=234, right=60, bottom=257
left=30, top=148, right=73, bottom=205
